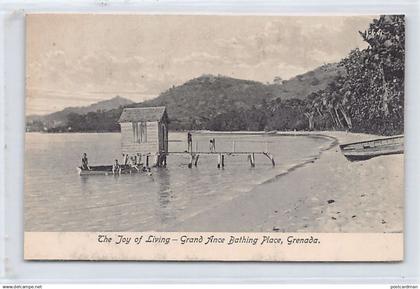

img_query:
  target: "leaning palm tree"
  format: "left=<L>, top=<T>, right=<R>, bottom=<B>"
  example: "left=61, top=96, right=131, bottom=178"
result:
left=331, top=92, right=345, bottom=128
left=338, top=89, right=353, bottom=129
left=303, top=100, right=315, bottom=131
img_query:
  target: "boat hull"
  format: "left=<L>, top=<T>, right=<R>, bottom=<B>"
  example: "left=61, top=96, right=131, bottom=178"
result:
left=77, top=165, right=143, bottom=176
left=339, top=135, right=404, bottom=161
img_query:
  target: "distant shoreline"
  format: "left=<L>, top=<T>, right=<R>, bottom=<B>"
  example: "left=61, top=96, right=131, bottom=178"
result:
left=25, top=129, right=368, bottom=137
left=25, top=129, right=385, bottom=145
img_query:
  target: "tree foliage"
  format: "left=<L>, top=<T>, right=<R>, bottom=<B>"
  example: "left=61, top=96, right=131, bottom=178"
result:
left=342, top=15, right=405, bottom=135
left=44, top=108, right=123, bottom=133
left=300, top=15, right=404, bottom=135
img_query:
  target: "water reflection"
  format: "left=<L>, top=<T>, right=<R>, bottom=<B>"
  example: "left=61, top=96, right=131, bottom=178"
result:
left=80, top=175, right=89, bottom=187
left=155, top=168, right=173, bottom=223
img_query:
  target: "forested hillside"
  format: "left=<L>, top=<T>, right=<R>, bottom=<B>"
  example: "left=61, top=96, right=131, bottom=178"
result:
left=130, top=63, right=342, bottom=130
left=26, top=96, right=133, bottom=132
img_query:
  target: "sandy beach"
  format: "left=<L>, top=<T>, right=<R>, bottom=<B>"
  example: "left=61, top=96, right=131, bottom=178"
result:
left=165, top=131, right=404, bottom=233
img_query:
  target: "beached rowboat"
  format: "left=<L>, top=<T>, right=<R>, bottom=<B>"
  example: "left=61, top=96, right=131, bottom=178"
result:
left=77, top=165, right=144, bottom=176
left=339, top=135, right=404, bottom=161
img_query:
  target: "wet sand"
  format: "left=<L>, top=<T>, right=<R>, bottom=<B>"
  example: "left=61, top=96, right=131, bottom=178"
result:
left=166, top=131, right=404, bottom=233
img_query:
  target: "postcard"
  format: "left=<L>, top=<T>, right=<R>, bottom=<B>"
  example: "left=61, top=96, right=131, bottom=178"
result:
left=24, top=14, right=404, bottom=261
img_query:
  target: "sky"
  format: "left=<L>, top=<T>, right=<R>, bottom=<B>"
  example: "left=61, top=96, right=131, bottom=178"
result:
left=26, top=14, right=376, bottom=115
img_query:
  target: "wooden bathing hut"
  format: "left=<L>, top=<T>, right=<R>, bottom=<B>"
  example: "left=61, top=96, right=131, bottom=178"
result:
left=118, top=107, right=168, bottom=167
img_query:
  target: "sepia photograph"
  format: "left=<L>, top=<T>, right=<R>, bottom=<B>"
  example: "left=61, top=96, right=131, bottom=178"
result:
left=24, top=14, right=404, bottom=260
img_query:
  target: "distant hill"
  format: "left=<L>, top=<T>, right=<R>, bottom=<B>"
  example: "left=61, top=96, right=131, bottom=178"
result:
left=134, top=74, right=276, bottom=128
left=269, top=63, right=345, bottom=100
left=26, top=96, right=134, bottom=128
left=26, top=63, right=343, bottom=132
left=131, top=63, right=342, bottom=129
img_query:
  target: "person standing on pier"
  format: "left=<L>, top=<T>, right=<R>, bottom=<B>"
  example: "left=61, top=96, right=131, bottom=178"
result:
left=209, top=138, right=216, bottom=152
left=187, top=132, right=193, bottom=152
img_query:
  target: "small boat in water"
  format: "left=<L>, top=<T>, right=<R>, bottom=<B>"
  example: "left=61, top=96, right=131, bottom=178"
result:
left=339, top=135, right=404, bottom=161
left=77, top=165, right=146, bottom=176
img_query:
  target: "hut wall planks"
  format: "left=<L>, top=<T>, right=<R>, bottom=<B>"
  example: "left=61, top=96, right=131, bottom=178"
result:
left=120, top=121, right=159, bottom=155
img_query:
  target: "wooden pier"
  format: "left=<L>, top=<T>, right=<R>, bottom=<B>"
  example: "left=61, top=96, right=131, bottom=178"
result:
left=167, top=151, right=275, bottom=168
left=79, top=107, right=277, bottom=175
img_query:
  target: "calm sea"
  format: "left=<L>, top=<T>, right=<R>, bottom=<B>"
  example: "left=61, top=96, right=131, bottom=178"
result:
left=25, top=132, right=332, bottom=231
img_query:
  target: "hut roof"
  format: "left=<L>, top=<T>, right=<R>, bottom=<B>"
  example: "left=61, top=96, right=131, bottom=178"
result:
left=118, top=107, right=166, bottom=123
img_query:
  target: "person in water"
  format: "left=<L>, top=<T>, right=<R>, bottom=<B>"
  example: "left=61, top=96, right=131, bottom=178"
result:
left=136, top=153, right=142, bottom=164
left=187, top=132, right=192, bottom=152
left=81, top=153, right=91, bottom=170
left=129, top=156, right=140, bottom=172
left=122, top=153, right=129, bottom=165
left=209, top=139, right=214, bottom=152
left=112, top=159, right=121, bottom=175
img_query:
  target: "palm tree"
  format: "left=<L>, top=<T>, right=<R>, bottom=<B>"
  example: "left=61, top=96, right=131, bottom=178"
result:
left=303, top=100, right=315, bottom=131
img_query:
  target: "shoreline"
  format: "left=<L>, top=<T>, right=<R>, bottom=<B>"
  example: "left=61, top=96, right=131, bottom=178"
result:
left=164, top=131, right=404, bottom=233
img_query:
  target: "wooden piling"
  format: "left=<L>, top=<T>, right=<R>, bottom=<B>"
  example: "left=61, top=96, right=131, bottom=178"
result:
left=162, top=154, right=167, bottom=167
left=268, top=153, right=275, bottom=166
left=156, top=153, right=165, bottom=167
left=188, top=154, right=194, bottom=168
left=194, top=154, right=200, bottom=166
left=263, top=152, right=276, bottom=166
left=221, top=154, right=225, bottom=168
left=146, top=155, right=149, bottom=168
left=217, top=154, right=221, bottom=169
left=250, top=153, right=255, bottom=167
left=153, top=153, right=159, bottom=167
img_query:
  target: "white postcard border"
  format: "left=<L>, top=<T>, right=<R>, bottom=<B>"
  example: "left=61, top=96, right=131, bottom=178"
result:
left=24, top=232, right=403, bottom=261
